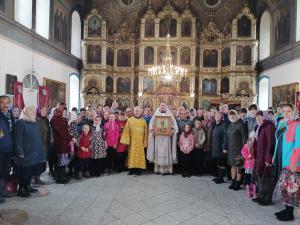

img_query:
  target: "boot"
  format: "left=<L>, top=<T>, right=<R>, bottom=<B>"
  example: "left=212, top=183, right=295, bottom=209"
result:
left=214, top=168, right=224, bottom=184
left=17, top=187, right=31, bottom=198
left=233, top=180, right=241, bottom=191
left=276, top=205, right=294, bottom=221
left=251, top=184, right=257, bottom=199
left=27, top=185, right=38, bottom=193
left=34, top=176, right=46, bottom=186
left=228, top=179, right=236, bottom=189
left=56, top=167, right=69, bottom=184
left=245, top=185, right=251, bottom=198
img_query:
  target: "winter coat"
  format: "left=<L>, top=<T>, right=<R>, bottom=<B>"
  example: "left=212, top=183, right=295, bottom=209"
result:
left=254, top=120, right=275, bottom=177
left=104, top=121, right=120, bottom=147
left=203, top=122, right=213, bottom=152
left=0, top=111, right=14, bottom=153
left=241, top=143, right=254, bottom=170
left=192, top=127, right=205, bottom=150
left=51, top=115, right=73, bottom=154
left=211, top=121, right=227, bottom=159
left=225, top=121, right=246, bottom=166
left=179, top=132, right=194, bottom=154
left=36, top=116, right=52, bottom=155
left=14, top=120, right=45, bottom=167
left=77, top=132, right=92, bottom=159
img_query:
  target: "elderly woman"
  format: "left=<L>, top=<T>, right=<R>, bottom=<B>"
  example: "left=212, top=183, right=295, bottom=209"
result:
left=12, top=106, right=20, bottom=122
left=225, top=110, right=246, bottom=191
left=14, top=106, right=45, bottom=197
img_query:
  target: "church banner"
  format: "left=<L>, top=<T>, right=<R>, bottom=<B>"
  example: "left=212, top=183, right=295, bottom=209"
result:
left=13, top=81, right=25, bottom=109
left=38, top=86, right=50, bottom=109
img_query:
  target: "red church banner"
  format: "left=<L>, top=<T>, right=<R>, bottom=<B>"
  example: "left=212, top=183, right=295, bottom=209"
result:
left=13, top=81, right=25, bottom=109
left=38, top=86, right=50, bottom=109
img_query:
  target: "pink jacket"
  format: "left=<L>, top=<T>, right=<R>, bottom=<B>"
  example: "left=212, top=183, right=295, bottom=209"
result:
left=241, top=143, right=255, bottom=170
left=179, top=133, right=194, bottom=154
left=104, top=121, right=120, bottom=147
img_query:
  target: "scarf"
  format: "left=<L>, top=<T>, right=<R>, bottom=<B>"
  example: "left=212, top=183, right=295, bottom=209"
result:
left=94, top=123, right=101, bottom=132
left=183, top=130, right=191, bottom=138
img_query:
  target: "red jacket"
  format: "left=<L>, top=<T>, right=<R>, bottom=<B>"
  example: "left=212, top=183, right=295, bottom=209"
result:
left=77, top=132, right=92, bottom=159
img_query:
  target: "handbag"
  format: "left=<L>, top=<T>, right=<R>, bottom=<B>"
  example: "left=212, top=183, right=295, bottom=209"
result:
left=273, top=169, right=300, bottom=208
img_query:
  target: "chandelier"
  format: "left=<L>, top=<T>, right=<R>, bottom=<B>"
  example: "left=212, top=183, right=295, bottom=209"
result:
left=148, top=34, right=187, bottom=85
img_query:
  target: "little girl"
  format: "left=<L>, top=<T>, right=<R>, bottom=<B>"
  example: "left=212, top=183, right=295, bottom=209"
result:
left=104, top=113, right=120, bottom=173
left=241, top=133, right=256, bottom=198
left=77, top=124, right=92, bottom=179
left=179, top=124, right=194, bottom=177
left=115, top=112, right=127, bottom=173
left=90, top=116, right=107, bottom=177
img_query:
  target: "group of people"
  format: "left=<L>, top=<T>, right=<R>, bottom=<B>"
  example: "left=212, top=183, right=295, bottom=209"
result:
left=0, top=94, right=299, bottom=222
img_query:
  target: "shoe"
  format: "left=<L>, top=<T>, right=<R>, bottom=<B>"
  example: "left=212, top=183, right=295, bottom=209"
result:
left=251, top=184, right=257, bottom=199
left=233, top=181, right=241, bottom=191
left=228, top=180, right=236, bottom=189
left=17, top=188, right=31, bottom=198
left=274, top=209, right=287, bottom=217
left=257, top=199, right=273, bottom=206
left=276, top=210, right=294, bottom=221
left=212, top=177, right=219, bottom=182
left=245, top=185, right=251, bottom=198
left=182, top=174, right=187, bottom=177
left=214, top=178, right=225, bottom=184
left=27, top=186, right=39, bottom=193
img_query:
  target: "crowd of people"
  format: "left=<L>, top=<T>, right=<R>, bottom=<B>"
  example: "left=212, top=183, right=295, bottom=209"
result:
left=0, top=94, right=299, bottom=222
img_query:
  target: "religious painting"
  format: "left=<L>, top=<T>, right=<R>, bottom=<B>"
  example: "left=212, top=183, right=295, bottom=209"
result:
left=236, top=81, right=251, bottom=97
left=134, top=76, right=139, bottom=93
left=144, top=46, right=154, bottom=65
left=87, top=45, right=101, bottom=64
left=221, top=77, right=229, bottom=94
left=236, top=46, right=244, bottom=65
left=88, top=16, right=102, bottom=37
left=222, top=47, right=231, bottom=67
left=273, top=0, right=293, bottom=50
left=134, top=48, right=139, bottom=66
left=203, top=49, right=218, bottom=67
left=180, top=48, right=191, bottom=65
left=105, top=97, right=113, bottom=107
left=159, top=17, right=177, bottom=37
left=202, top=99, right=211, bottom=110
left=195, top=47, right=200, bottom=67
left=106, top=47, right=114, bottom=66
left=237, top=15, right=251, bottom=37
left=86, top=87, right=100, bottom=96
left=180, top=78, right=190, bottom=93
left=180, top=100, right=189, bottom=110
left=181, top=19, right=192, bottom=37
left=53, top=7, right=68, bottom=48
left=272, top=83, right=299, bottom=109
left=6, top=74, right=17, bottom=95
left=143, top=77, right=153, bottom=93
left=117, top=77, right=131, bottom=93
left=236, top=46, right=251, bottom=65
left=105, top=76, right=113, bottom=93
left=117, top=49, right=131, bottom=67
left=145, top=18, right=155, bottom=37
left=0, top=0, right=5, bottom=13
left=153, top=116, right=172, bottom=136
left=171, top=47, right=177, bottom=64
left=202, top=78, right=217, bottom=95
left=43, top=78, right=66, bottom=108
left=143, top=99, right=153, bottom=109
left=157, top=47, right=166, bottom=64
left=117, top=98, right=130, bottom=111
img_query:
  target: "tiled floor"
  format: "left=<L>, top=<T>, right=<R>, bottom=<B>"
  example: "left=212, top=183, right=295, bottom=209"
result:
left=0, top=173, right=299, bottom=225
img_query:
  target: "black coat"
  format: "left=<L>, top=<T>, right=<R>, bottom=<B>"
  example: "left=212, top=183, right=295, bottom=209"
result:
left=0, top=111, right=14, bottom=153
left=211, top=121, right=227, bottom=158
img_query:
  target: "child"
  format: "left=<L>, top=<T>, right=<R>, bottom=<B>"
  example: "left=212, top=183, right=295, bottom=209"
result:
left=103, top=113, right=120, bottom=173
left=179, top=124, right=194, bottom=177
left=115, top=112, right=127, bottom=173
left=192, top=118, right=206, bottom=176
left=77, top=124, right=92, bottom=179
left=241, top=133, right=256, bottom=198
left=90, top=116, right=107, bottom=177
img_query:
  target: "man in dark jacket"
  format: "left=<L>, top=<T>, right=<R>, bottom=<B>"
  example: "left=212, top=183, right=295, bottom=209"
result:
left=253, top=111, right=275, bottom=206
left=211, top=111, right=228, bottom=184
left=0, top=96, right=15, bottom=203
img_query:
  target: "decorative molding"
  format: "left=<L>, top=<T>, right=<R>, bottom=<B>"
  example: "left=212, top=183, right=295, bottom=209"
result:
left=0, top=13, right=82, bottom=70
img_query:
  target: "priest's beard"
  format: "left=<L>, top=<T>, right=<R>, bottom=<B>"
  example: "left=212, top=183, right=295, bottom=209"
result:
left=160, top=110, right=166, bottom=113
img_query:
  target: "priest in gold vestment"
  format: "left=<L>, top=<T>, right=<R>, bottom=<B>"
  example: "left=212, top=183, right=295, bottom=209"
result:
left=120, top=106, right=148, bottom=175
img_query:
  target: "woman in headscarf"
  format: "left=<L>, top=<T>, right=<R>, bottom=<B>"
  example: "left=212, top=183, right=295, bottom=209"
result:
left=14, top=106, right=46, bottom=197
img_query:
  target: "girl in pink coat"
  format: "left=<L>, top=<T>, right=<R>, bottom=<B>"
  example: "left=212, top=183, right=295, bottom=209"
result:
left=104, top=113, right=120, bottom=173
left=241, top=133, right=256, bottom=198
left=179, top=124, right=195, bottom=178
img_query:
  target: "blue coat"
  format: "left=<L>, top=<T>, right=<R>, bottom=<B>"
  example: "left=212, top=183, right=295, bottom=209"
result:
left=14, top=119, right=45, bottom=167
left=0, top=111, right=14, bottom=153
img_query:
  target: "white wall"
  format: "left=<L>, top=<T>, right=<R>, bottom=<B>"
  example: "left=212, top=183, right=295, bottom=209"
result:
left=259, top=58, right=300, bottom=106
left=0, top=34, right=79, bottom=107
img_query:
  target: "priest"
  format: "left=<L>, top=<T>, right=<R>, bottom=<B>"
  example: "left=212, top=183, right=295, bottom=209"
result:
left=147, top=102, right=178, bottom=174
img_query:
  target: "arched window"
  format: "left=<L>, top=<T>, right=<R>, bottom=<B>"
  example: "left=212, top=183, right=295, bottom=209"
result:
left=15, top=0, right=32, bottom=29
left=71, top=11, right=81, bottom=58
left=69, top=74, right=80, bottom=109
left=22, top=74, right=39, bottom=107
left=36, top=0, right=50, bottom=39
left=258, top=77, right=270, bottom=110
left=259, top=11, right=271, bottom=60
left=297, top=0, right=300, bottom=41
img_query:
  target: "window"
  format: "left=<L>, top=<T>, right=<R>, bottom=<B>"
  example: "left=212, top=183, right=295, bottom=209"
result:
left=15, top=0, right=32, bottom=29
left=258, top=77, right=269, bottom=110
left=36, top=0, right=50, bottom=39
left=297, top=0, right=300, bottom=41
left=22, top=74, right=39, bottom=107
left=69, top=74, right=80, bottom=109
left=71, top=11, right=82, bottom=58
left=259, top=11, right=271, bottom=59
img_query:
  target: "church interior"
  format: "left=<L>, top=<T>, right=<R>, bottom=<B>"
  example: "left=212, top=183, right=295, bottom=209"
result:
left=0, top=0, right=300, bottom=224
